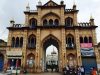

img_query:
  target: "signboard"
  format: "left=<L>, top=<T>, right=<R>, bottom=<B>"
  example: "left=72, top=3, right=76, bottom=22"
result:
left=7, top=51, right=22, bottom=56
left=80, top=43, right=92, bottom=48
left=81, top=48, right=95, bottom=56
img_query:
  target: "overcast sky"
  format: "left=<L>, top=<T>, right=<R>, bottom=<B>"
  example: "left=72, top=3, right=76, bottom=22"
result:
left=0, top=0, right=100, bottom=43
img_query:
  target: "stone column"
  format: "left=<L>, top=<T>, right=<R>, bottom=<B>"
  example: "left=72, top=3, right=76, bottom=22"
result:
left=22, top=30, right=28, bottom=68
left=37, top=8, right=41, bottom=26
left=6, top=30, right=12, bottom=69
left=36, top=29, right=41, bottom=72
left=73, top=13, right=78, bottom=26
left=7, top=30, right=12, bottom=48
left=25, top=14, right=29, bottom=27
left=75, top=29, right=82, bottom=66
left=60, top=7, right=65, bottom=25
left=61, top=28, right=66, bottom=70
left=92, top=29, right=97, bottom=45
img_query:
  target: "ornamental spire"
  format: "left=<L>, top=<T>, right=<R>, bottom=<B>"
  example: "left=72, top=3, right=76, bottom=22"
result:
left=38, top=0, right=42, bottom=6
left=26, top=2, right=30, bottom=11
left=73, top=0, right=76, bottom=10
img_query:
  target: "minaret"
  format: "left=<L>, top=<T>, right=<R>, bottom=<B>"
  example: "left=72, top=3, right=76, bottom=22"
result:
left=10, top=18, right=15, bottom=27
left=38, top=0, right=42, bottom=6
left=90, top=14, right=95, bottom=26
left=60, top=0, right=64, bottom=5
left=73, top=0, right=76, bottom=10
left=26, top=2, right=30, bottom=11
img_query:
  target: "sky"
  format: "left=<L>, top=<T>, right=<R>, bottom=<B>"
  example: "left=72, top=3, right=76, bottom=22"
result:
left=0, top=0, right=100, bottom=43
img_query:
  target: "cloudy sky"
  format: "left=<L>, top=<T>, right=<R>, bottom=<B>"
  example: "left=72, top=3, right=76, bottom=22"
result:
left=0, top=0, right=100, bottom=43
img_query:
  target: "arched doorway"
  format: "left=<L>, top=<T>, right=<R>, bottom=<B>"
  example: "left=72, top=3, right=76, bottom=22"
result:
left=27, top=53, right=35, bottom=73
left=42, top=35, right=60, bottom=72
left=0, top=53, right=4, bottom=71
left=67, top=53, right=76, bottom=67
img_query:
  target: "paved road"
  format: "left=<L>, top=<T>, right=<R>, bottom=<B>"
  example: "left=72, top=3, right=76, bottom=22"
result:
left=20, top=72, right=62, bottom=75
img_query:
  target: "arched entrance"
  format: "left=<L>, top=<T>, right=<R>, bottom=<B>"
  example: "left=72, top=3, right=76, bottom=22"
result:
left=0, top=53, right=4, bottom=71
left=42, top=35, right=60, bottom=72
left=67, top=53, right=77, bottom=67
left=26, top=53, right=35, bottom=73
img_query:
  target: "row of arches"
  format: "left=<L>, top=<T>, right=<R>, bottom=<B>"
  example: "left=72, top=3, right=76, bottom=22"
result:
left=11, top=37, right=23, bottom=47
left=43, top=19, right=59, bottom=26
left=29, top=17, right=73, bottom=27
left=80, top=36, right=92, bottom=43
left=11, top=35, right=36, bottom=48
left=11, top=35, right=93, bottom=48
left=26, top=53, right=77, bottom=69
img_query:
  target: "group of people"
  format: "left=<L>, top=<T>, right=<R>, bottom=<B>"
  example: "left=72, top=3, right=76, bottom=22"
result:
left=63, top=65, right=85, bottom=75
left=63, top=65, right=97, bottom=75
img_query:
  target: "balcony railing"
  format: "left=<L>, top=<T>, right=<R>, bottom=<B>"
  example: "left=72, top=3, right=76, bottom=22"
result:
left=27, top=44, right=36, bottom=49
left=66, top=43, right=75, bottom=49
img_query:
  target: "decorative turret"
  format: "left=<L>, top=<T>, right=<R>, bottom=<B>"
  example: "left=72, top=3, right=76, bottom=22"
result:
left=51, top=47, right=57, bottom=54
left=90, top=15, right=95, bottom=26
left=51, top=50, right=57, bottom=54
left=38, top=0, right=42, bottom=6
left=73, top=0, right=76, bottom=10
left=60, top=0, right=64, bottom=5
left=10, top=18, right=15, bottom=27
left=26, top=2, right=30, bottom=11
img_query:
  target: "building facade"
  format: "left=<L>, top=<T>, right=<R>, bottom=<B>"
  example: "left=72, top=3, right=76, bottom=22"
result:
left=5, top=0, right=100, bottom=73
left=0, top=39, right=7, bottom=71
left=46, top=50, right=58, bottom=66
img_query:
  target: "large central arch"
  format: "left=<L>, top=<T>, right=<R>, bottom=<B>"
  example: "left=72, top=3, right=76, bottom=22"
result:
left=42, top=35, right=60, bottom=72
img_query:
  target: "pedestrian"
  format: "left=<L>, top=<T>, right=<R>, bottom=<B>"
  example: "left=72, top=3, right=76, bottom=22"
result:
left=66, top=65, right=70, bottom=75
left=77, top=66, right=81, bottom=75
left=91, top=67, right=97, bottom=75
left=63, top=66, right=67, bottom=75
left=74, top=66, right=78, bottom=75
left=80, top=66, right=85, bottom=75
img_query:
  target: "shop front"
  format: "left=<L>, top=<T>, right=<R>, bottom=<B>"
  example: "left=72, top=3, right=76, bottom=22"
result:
left=81, top=48, right=97, bottom=74
left=6, top=51, right=22, bottom=73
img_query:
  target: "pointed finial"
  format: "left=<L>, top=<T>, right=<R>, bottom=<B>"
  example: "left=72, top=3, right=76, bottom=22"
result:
left=61, top=0, right=64, bottom=5
left=38, top=0, right=42, bottom=6
left=10, top=17, right=15, bottom=27
left=73, top=0, right=75, bottom=5
left=26, top=2, right=29, bottom=8
left=90, top=14, right=93, bottom=19
left=73, top=0, right=76, bottom=10
left=90, top=13, right=94, bottom=26
left=26, top=2, right=30, bottom=11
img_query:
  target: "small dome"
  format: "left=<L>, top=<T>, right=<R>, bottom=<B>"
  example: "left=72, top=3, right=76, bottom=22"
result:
left=51, top=50, right=57, bottom=54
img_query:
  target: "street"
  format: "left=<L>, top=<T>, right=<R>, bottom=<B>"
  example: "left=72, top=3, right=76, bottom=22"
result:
left=0, top=72, right=62, bottom=75
left=20, top=72, right=62, bottom=75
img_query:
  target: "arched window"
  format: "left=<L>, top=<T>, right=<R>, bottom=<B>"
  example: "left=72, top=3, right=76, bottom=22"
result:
left=30, top=18, right=37, bottom=28
left=89, top=37, right=92, bottom=43
left=65, top=17, right=73, bottom=26
left=28, top=35, right=36, bottom=48
left=80, top=37, right=83, bottom=43
left=84, top=37, right=88, bottom=43
left=67, top=54, right=76, bottom=67
left=15, top=37, right=19, bottom=47
left=43, top=19, right=48, bottom=26
left=20, top=37, right=23, bottom=47
left=49, top=19, right=53, bottom=25
left=54, top=19, right=59, bottom=26
left=66, top=35, right=74, bottom=48
left=27, top=53, right=35, bottom=68
left=11, top=37, right=15, bottom=47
